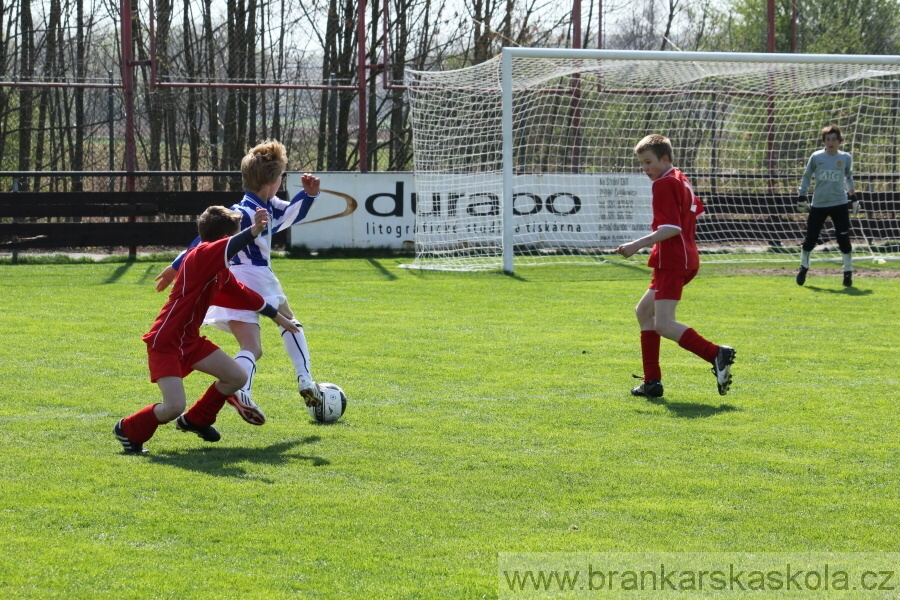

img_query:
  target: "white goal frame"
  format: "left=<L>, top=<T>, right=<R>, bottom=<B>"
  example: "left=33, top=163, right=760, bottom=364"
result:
left=407, top=48, right=900, bottom=273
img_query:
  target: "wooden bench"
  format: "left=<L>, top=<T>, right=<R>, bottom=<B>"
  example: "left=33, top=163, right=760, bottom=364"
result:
left=0, top=190, right=290, bottom=252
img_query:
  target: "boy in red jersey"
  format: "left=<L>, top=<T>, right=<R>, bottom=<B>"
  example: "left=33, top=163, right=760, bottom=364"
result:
left=154, top=141, right=323, bottom=427
left=615, top=134, right=735, bottom=397
left=114, top=206, right=299, bottom=453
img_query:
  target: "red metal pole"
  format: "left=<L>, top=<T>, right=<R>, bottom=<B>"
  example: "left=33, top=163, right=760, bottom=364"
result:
left=597, top=0, right=603, bottom=49
left=571, top=0, right=582, bottom=172
left=573, top=0, right=581, bottom=48
left=120, top=0, right=138, bottom=257
left=791, top=0, right=798, bottom=53
left=358, top=0, right=368, bottom=172
left=767, top=0, right=776, bottom=52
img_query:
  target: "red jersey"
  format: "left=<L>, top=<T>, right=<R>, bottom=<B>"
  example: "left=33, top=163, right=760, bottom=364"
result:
left=142, top=236, right=266, bottom=355
left=648, top=167, right=705, bottom=270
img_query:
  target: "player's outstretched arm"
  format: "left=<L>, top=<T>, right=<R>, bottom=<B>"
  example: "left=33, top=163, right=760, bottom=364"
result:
left=256, top=300, right=299, bottom=332
left=154, top=266, right=178, bottom=292
left=615, top=241, right=641, bottom=258
left=301, top=173, right=320, bottom=196
left=225, top=208, right=271, bottom=261
left=250, top=207, right=269, bottom=236
left=616, top=227, right=680, bottom=258
left=272, top=311, right=300, bottom=333
left=154, top=241, right=197, bottom=291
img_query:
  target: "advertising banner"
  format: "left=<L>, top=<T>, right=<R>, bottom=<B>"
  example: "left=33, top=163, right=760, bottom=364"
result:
left=286, top=172, right=417, bottom=250
left=287, top=172, right=652, bottom=250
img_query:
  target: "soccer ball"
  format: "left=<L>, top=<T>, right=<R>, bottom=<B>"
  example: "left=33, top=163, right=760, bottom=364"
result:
left=307, top=382, right=347, bottom=423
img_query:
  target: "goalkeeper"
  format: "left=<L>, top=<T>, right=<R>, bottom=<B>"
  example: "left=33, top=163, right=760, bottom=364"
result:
left=796, top=124, right=857, bottom=287
left=616, top=134, right=735, bottom=398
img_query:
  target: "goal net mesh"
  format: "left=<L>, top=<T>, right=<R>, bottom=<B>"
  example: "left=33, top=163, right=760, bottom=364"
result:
left=405, top=51, right=900, bottom=271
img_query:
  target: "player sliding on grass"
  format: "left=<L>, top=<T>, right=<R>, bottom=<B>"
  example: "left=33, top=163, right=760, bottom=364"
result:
left=796, top=124, right=857, bottom=288
left=155, top=140, right=323, bottom=427
left=114, top=206, right=300, bottom=453
left=616, top=134, right=735, bottom=398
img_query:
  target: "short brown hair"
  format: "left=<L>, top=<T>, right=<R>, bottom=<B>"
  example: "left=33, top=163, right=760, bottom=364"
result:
left=821, top=124, right=843, bottom=142
left=634, top=134, right=673, bottom=161
left=197, top=205, right=242, bottom=242
left=241, top=140, right=287, bottom=192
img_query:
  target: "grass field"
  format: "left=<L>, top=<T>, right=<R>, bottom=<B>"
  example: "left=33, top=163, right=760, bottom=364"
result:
left=0, top=257, right=897, bottom=599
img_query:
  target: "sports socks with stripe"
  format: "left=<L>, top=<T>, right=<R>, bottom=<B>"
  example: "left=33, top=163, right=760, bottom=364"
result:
left=280, top=319, right=313, bottom=382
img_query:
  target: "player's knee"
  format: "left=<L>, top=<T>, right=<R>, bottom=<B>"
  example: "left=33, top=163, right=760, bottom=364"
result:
left=634, top=304, right=651, bottom=322
left=652, top=316, right=680, bottom=340
left=219, top=369, right=248, bottom=395
left=240, top=341, right=263, bottom=360
left=155, top=400, right=185, bottom=423
left=836, top=233, right=852, bottom=254
left=654, top=322, right=675, bottom=340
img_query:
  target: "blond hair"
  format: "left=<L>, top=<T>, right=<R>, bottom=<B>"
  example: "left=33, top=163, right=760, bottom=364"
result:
left=241, top=140, right=287, bottom=192
left=634, top=134, right=673, bottom=162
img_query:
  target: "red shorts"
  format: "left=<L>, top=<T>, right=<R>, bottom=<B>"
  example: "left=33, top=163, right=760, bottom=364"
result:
left=649, top=268, right=698, bottom=301
left=146, top=337, right=220, bottom=382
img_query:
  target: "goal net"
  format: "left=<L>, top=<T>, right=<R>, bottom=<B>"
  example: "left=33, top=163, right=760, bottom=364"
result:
left=405, top=48, right=900, bottom=272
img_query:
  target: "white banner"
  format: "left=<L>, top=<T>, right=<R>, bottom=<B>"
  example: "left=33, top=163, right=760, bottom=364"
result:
left=286, top=172, right=417, bottom=250
left=286, top=172, right=652, bottom=250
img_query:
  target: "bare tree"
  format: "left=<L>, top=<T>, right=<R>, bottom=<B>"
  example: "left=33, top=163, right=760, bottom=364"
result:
left=17, top=0, right=34, bottom=190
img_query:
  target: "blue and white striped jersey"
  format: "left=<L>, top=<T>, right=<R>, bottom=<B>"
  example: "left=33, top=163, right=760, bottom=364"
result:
left=173, top=189, right=318, bottom=270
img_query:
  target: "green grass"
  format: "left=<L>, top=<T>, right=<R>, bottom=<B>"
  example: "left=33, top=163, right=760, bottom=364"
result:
left=0, top=258, right=897, bottom=598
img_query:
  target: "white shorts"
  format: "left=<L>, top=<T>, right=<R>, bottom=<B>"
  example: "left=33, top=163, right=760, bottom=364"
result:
left=204, top=265, right=287, bottom=333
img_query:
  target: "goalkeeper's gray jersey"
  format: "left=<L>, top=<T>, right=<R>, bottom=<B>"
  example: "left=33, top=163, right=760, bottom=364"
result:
left=798, top=149, right=854, bottom=208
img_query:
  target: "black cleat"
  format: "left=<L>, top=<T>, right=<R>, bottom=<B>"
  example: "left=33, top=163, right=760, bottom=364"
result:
left=843, top=271, right=853, bottom=287
left=631, top=376, right=664, bottom=398
left=114, top=419, right=147, bottom=454
left=796, top=266, right=808, bottom=286
left=175, top=414, right=221, bottom=442
left=712, top=346, right=736, bottom=396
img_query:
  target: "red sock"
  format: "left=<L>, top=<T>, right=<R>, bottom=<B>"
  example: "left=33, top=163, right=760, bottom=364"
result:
left=641, top=330, right=662, bottom=381
left=121, top=404, right=163, bottom=444
left=183, top=383, right=229, bottom=427
left=677, top=328, right=719, bottom=363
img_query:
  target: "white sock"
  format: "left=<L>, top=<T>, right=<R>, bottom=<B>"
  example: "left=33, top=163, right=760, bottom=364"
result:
left=842, top=252, right=853, bottom=272
left=800, top=249, right=811, bottom=269
left=234, top=350, right=257, bottom=396
left=281, top=319, right=313, bottom=382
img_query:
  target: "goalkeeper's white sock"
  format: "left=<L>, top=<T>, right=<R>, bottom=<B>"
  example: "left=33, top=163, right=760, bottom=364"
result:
left=281, top=319, right=313, bottom=382
left=800, top=250, right=811, bottom=269
left=234, top=350, right=257, bottom=396
left=842, top=253, right=853, bottom=272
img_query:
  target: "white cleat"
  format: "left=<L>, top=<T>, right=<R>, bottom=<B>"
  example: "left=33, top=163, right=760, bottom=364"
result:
left=299, top=378, right=323, bottom=408
left=227, top=389, right=266, bottom=425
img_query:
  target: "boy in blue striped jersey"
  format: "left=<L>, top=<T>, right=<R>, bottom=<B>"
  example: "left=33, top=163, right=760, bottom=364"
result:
left=155, top=140, right=324, bottom=425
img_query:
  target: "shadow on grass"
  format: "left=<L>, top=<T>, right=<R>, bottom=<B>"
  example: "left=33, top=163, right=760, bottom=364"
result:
left=366, top=258, right=398, bottom=280
left=146, top=437, right=329, bottom=479
left=644, top=396, right=740, bottom=419
left=101, top=259, right=135, bottom=283
left=805, top=285, right=872, bottom=296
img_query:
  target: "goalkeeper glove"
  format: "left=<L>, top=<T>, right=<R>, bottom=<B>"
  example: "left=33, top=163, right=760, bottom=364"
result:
left=849, top=194, right=860, bottom=217
left=797, top=195, right=810, bottom=213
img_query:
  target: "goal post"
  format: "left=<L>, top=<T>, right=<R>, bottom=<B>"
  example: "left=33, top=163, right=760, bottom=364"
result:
left=405, top=48, right=900, bottom=273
